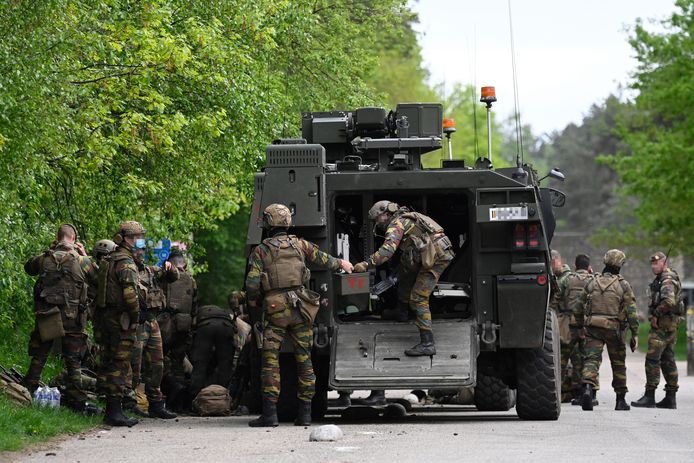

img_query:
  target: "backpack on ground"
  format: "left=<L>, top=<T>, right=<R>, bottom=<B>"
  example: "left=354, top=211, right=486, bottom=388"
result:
left=192, top=385, right=231, bottom=416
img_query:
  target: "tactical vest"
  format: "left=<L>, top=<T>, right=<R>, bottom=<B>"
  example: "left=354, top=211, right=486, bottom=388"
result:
left=652, top=268, right=684, bottom=316
left=397, top=212, right=447, bottom=268
left=139, top=266, right=166, bottom=311
left=100, top=251, right=133, bottom=309
left=586, top=273, right=626, bottom=327
left=39, top=244, right=87, bottom=310
left=166, top=270, right=194, bottom=314
left=260, top=235, right=307, bottom=292
left=563, top=271, right=592, bottom=314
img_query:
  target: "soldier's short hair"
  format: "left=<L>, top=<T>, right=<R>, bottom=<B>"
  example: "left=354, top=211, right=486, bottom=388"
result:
left=57, top=223, right=77, bottom=241
left=550, top=250, right=561, bottom=261
left=575, top=254, right=590, bottom=270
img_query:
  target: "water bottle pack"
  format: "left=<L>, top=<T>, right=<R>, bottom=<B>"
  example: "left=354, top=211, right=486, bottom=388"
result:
left=32, top=385, right=61, bottom=408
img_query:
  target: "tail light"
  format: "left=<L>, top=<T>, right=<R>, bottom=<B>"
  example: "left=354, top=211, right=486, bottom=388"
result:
left=514, top=224, right=526, bottom=249
left=527, top=224, right=540, bottom=249
left=537, top=274, right=548, bottom=286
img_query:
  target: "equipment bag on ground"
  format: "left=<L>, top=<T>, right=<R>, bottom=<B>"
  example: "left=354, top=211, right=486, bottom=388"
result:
left=192, top=385, right=231, bottom=416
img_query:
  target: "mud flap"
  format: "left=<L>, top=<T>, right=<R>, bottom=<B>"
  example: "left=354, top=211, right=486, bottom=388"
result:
left=329, top=320, right=477, bottom=389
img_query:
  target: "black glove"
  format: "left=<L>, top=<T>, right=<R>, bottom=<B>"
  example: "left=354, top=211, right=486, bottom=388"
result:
left=629, top=333, right=638, bottom=352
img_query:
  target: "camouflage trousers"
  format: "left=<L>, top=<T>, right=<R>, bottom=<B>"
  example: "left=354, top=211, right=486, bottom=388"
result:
left=25, top=325, right=87, bottom=404
left=261, top=301, right=314, bottom=404
left=398, top=258, right=451, bottom=332
left=96, top=310, right=136, bottom=400
left=130, top=319, right=164, bottom=403
left=581, top=327, right=628, bottom=393
left=645, top=325, right=679, bottom=392
left=560, top=326, right=585, bottom=395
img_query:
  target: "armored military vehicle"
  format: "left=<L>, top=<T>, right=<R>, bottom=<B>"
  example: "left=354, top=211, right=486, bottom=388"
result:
left=245, top=102, right=565, bottom=421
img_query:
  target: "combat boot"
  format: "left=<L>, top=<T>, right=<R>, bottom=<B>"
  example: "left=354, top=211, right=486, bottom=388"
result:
left=404, top=330, right=436, bottom=357
left=570, top=388, right=582, bottom=406
left=148, top=401, right=177, bottom=419
left=655, top=390, right=677, bottom=409
left=630, top=388, right=656, bottom=408
left=294, top=400, right=312, bottom=426
left=123, top=398, right=150, bottom=417
left=615, top=393, right=630, bottom=411
left=580, top=384, right=594, bottom=411
left=591, top=389, right=599, bottom=406
left=248, top=399, right=279, bottom=427
left=104, top=398, right=138, bottom=427
left=361, top=390, right=387, bottom=406
left=336, top=391, right=352, bottom=407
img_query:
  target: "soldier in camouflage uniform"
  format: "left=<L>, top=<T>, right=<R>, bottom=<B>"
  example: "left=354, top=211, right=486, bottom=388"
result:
left=247, top=203, right=353, bottom=427
left=573, top=249, right=639, bottom=411
left=354, top=201, right=454, bottom=356
left=159, top=247, right=197, bottom=383
left=23, top=224, right=101, bottom=415
left=129, top=258, right=179, bottom=419
left=632, top=251, right=683, bottom=409
left=549, top=254, right=593, bottom=404
left=95, top=221, right=147, bottom=427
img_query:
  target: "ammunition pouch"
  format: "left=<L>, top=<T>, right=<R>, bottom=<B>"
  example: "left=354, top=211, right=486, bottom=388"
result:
left=157, top=312, right=174, bottom=345
left=263, top=292, right=289, bottom=314
left=36, top=306, right=65, bottom=342
left=173, top=312, right=192, bottom=333
left=656, top=314, right=681, bottom=332
left=297, top=287, right=321, bottom=324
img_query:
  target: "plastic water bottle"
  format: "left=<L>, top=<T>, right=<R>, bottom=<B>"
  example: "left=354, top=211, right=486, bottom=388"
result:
left=50, top=387, right=61, bottom=408
left=41, top=386, right=50, bottom=407
left=32, top=387, right=42, bottom=406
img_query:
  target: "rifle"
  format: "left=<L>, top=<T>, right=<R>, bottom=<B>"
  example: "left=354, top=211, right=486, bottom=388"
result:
left=372, top=274, right=398, bottom=296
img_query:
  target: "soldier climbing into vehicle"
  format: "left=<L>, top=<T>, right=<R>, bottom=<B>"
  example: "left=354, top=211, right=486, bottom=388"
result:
left=354, top=200, right=455, bottom=357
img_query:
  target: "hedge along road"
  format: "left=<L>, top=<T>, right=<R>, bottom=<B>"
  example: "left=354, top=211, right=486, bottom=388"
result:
left=13, top=351, right=694, bottom=463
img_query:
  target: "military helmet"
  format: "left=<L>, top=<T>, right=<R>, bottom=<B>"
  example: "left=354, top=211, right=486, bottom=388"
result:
left=603, top=249, right=626, bottom=267
left=263, top=204, right=292, bottom=228
left=368, top=200, right=399, bottom=220
left=118, top=221, right=146, bottom=237
left=93, top=239, right=117, bottom=259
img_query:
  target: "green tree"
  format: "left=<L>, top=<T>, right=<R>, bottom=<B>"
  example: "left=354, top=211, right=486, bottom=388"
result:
left=606, top=0, right=694, bottom=255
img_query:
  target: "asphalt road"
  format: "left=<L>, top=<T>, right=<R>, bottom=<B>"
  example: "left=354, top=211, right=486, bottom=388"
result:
left=12, top=351, right=694, bottom=463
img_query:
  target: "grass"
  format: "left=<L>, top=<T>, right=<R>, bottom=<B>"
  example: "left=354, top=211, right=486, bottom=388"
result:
left=0, top=394, right=100, bottom=452
left=637, top=320, right=688, bottom=360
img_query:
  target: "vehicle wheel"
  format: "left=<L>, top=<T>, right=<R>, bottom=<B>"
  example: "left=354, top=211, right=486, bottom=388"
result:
left=515, top=309, right=561, bottom=420
left=474, top=373, right=516, bottom=411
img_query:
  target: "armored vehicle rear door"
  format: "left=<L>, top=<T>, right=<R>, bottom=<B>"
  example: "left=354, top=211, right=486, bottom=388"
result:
left=329, top=319, right=477, bottom=389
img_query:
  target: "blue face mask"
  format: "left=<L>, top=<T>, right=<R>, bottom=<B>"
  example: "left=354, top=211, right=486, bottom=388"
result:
left=134, top=238, right=146, bottom=249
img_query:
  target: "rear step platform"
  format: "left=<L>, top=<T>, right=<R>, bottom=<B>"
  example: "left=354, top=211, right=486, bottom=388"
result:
left=329, top=319, right=477, bottom=389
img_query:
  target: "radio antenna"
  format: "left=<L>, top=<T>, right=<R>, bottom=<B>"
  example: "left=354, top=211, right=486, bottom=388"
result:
left=508, top=0, right=524, bottom=168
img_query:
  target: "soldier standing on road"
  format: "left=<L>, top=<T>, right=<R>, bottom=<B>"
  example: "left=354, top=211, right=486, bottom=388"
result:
left=247, top=203, right=353, bottom=427
left=159, top=247, right=197, bottom=384
left=549, top=253, right=594, bottom=404
left=632, top=251, right=683, bottom=409
left=354, top=201, right=454, bottom=356
left=23, top=224, right=101, bottom=415
left=130, top=255, right=179, bottom=419
left=95, top=221, right=147, bottom=427
left=573, top=249, right=639, bottom=411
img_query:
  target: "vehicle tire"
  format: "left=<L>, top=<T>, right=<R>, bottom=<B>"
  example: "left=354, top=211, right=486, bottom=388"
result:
left=515, top=309, right=561, bottom=420
left=474, top=373, right=516, bottom=411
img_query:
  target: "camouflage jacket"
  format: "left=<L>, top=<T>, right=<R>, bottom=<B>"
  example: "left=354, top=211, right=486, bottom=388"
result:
left=549, top=269, right=593, bottom=314
left=106, top=247, right=141, bottom=316
left=572, top=271, right=638, bottom=333
left=139, top=264, right=179, bottom=311
left=366, top=214, right=418, bottom=267
left=651, top=267, right=681, bottom=315
left=246, top=233, right=341, bottom=302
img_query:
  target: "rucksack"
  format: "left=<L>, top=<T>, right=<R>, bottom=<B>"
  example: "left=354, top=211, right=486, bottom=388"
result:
left=192, top=385, right=231, bottom=416
left=0, top=372, right=32, bottom=406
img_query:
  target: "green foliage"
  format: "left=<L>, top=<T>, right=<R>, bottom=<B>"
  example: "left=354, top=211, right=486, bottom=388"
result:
left=0, top=395, right=99, bottom=452
left=605, top=0, right=694, bottom=255
left=0, top=0, right=417, bottom=344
